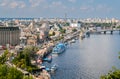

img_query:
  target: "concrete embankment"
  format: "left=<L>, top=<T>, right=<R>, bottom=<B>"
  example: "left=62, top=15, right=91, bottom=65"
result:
left=37, top=30, right=80, bottom=58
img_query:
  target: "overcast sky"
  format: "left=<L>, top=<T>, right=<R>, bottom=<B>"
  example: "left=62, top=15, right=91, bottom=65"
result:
left=0, top=0, right=120, bottom=19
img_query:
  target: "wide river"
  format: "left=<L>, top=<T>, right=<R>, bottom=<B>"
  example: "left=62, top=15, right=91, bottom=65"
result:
left=45, top=32, right=120, bottom=79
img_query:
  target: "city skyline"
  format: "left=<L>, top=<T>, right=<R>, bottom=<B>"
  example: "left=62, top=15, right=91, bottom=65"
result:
left=0, top=0, right=120, bottom=19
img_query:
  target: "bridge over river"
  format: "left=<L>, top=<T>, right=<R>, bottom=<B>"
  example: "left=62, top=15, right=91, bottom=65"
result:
left=95, top=28, right=120, bottom=34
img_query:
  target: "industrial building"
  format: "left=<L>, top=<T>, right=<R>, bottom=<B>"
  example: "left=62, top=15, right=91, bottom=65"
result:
left=0, top=27, right=20, bottom=46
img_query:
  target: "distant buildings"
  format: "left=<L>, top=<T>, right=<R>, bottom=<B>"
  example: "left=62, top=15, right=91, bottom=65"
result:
left=0, top=27, right=20, bottom=46
left=79, top=18, right=119, bottom=23
left=0, top=17, right=120, bottom=46
left=70, top=22, right=81, bottom=28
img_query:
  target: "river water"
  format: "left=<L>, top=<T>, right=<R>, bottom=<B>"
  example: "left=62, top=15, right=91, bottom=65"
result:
left=45, top=32, right=120, bottom=79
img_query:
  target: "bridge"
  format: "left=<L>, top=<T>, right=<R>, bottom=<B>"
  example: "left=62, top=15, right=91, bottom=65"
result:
left=95, top=28, right=120, bottom=34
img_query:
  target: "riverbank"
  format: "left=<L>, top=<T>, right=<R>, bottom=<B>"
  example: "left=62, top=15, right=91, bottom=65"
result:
left=32, top=30, right=80, bottom=79
left=49, top=34, right=120, bottom=79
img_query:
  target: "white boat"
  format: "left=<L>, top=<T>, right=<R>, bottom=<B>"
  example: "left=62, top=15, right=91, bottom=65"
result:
left=70, top=39, right=76, bottom=43
left=50, top=64, right=57, bottom=72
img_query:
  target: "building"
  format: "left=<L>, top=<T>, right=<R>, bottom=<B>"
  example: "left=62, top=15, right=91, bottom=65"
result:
left=0, top=27, right=20, bottom=46
left=70, top=22, right=81, bottom=28
left=39, top=23, right=50, bottom=42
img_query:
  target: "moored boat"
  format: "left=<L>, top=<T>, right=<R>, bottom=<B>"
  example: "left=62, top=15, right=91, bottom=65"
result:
left=50, top=64, right=57, bottom=72
left=52, top=43, right=66, bottom=54
left=86, top=31, right=90, bottom=37
left=43, top=55, right=52, bottom=63
left=71, top=39, right=76, bottom=43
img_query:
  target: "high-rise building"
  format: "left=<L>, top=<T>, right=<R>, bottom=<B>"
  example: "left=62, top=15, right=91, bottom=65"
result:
left=0, top=27, right=20, bottom=46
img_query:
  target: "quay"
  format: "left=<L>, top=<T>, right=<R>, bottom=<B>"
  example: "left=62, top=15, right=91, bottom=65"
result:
left=37, top=30, right=81, bottom=59
left=32, top=30, right=81, bottom=79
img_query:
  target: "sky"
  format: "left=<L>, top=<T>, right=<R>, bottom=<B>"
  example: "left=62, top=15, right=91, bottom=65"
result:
left=0, top=0, right=120, bottom=19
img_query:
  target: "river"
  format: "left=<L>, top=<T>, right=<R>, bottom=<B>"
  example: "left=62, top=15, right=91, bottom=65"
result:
left=44, top=32, right=120, bottom=79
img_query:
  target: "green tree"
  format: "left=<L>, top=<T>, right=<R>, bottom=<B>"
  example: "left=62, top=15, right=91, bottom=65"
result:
left=72, top=28, right=77, bottom=32
left=0, top=65, right=8, bottom=79
left=100, top=52, right=120, bottom=79
left=25, top=53, right=31, bottom=66
left=117, top=26, right=120, bottom=28
left=12, top=47, right=38, bottom=72
left=59, top=29, right=66, bottom=34
left=23, top=75, right=33, bottom=79
left=0, top=65, right=23, bottom=79
left=0, top=49, right=9, bottom=64
left=64, top=22, right=70, bottom=26
left=7, top=67, right=23, bottom=79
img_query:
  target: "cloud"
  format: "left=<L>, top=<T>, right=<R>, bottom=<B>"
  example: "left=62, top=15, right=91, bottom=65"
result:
left=80, top=7, right=88, bottom=10
left=68, top=0, right=76, bottom=3
left=9, top=2, right=18, bottom=8
left=80, top=4, right=111, bottom=14
left=18, top=1, right=26, bottom=8
left=88, top=0, right=94, bottom=3
left=80, top=5, right=94, bottom=12
left=95, top=4, right=112, bottom=12
left=0, top=0, right=8, bottom=7
left=51, top=1, right=62, bottom=6
left=29, top=0, right=44, bottom=7
left=0, top=0, right=26, bottom=8
left=0, top=0, right=114, bottom=18
left=48, top=1, right=65, bottom=9
left=10, top=1, right=26, bottom=8
left=0, top=2, right=7, bottom=6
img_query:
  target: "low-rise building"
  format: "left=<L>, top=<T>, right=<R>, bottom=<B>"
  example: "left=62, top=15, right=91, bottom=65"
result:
left=70, top=22, right=81, bottom=28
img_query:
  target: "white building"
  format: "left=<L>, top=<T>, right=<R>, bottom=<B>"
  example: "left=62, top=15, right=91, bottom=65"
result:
left=70, top=22, right=81, bottom=28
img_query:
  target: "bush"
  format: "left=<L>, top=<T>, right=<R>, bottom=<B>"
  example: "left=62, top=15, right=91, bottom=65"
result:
left=72, top=28, right=77, bottom=32
left=12, top=48, right=38, bottom=72
left=100, top=52, right=120, bottom=79
left=100, top=69, right=120, bottom=79
left=23, top=75, right=33, bottom=79
left=0, top=64, right=23, bottom=79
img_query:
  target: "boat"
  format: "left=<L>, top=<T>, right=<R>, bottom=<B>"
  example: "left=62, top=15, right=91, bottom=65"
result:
left=45, top=68, right=51, bottom=72
left=69, top=39, right=76, bottom=44
left=79, top=31, right=85, bottom=39
left=52, top=43, right=66, bottom=54
left=43, top=55, right=52, bottom=63
left=86, top=31, right=90, bottom=37
left=64, top=42, right=68, bottom=46
left=75, top=37, right=79, bottom=40
left=43, top=64, right=57, bottom=73
left=50, top=64, right=57, bottom=72
left=71, top=39, right=76, bottom=43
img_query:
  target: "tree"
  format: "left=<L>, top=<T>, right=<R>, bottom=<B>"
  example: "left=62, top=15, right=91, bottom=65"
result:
left=12, top=47, right=38, bottom=72
left=7, top=67, right=23, bottom=79
left=0, top=64, right=23, bottom=79
left=117, top=26, right=120, bottom=28
left=100, top=68, right=120, bottom=79
left=23, top=75, right=33, bottom=79
left=0, top=65, right=8, bottom=79
left=64, top=22, right=70, bottom=26
left=0, top=49, right=9, bottom=64
left=72, top=28, right=77, bottom=32
left=59, top=29, right=66, bottom=34
left=25, top=53, right=31, bottom=66
left=100, top=52, right=120, bottom=79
